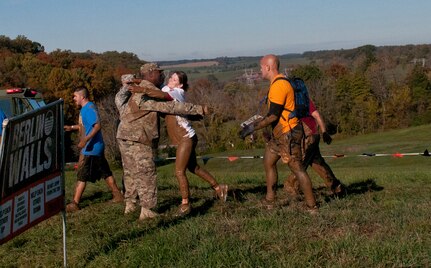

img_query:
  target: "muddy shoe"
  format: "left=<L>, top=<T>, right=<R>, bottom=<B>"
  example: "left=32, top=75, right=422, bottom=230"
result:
left=138, top=207, right=158, bottom=221
left=331, top=182, right=347, bottom=197
left=111, top=191, right=124, bottom=203
left=174, top=203, right=191, bottom=217
left=216, top=184, right=228, bottom=202
left=260, top=197, right=276, bottom=210
left=305, top=205, right=319, bottom=215
left=124, top=202, right=137, bottom=214
left=66, top=202, right=80, bottom=213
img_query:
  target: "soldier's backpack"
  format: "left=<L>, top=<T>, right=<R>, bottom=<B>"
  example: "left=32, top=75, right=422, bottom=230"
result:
left=272, top=76, right=310, bottom=119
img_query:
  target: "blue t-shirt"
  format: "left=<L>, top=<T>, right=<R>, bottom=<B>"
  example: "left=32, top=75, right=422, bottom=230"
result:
left=80, top=102, right=104, bottom=156
left=0, top=109, right=7, bottom=136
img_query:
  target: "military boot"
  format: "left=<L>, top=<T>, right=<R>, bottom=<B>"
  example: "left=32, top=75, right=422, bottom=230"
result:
left=124, top=201, right=137, bottom=214
left=138, top=207, right=158, bottom=221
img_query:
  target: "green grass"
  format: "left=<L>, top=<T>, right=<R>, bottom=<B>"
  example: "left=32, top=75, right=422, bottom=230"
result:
left=1, top=125, right=430, bottom=267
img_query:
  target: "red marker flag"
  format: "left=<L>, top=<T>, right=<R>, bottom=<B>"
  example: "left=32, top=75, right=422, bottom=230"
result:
left=228, top=156, right=239, bottom=162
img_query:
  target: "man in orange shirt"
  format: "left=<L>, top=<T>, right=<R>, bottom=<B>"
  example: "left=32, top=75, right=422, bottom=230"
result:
left=240, top=54, right=317, bottom=213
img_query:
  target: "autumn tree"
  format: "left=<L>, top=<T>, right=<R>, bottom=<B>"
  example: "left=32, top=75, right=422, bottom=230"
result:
left=405, top=65, right=431, bottom=124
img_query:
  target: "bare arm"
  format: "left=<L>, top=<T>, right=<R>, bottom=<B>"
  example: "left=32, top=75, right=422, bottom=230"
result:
left=64, top=125, right=81, bottom=132
left=311, top=110, right=326, bottom=134
left=311, top=109, right=332, bottom=144
left=128, top=80, right=173, bottom=101
left=129, top=85, right=173, bottom=100
left=77, top=123, right=101, bottom=149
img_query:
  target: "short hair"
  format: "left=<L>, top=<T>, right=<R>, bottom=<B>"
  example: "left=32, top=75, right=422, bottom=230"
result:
left=74, top=87, right=89, bottom=99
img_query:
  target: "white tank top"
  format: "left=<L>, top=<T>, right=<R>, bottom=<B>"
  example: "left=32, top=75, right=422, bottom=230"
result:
left=161, top=86, right=196, bottom=138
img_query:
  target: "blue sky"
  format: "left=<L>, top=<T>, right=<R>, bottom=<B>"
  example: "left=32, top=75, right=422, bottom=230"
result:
left=1, top=0, right=431, bottom=61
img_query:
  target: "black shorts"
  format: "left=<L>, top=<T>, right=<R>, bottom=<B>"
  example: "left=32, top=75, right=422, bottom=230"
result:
left=77, top=154, right=113, bottom=183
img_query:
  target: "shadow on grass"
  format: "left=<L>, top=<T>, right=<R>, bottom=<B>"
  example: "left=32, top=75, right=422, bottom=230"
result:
left=345, top=178, right=384, bottom=195
left=228, top=178, right=384, bottom=206
left=230, top=185, right=267, bottom=202
left=321, top=178, right=384, bottom=203
left=79, top=178, right=385, bottom=264
left=78, top=192, right=113, bottom=209
left=66, top=186, right=223, bottom=265
left=77, top=177, right=384, bottom=211
left=82, top=197, right=216, bottom=265
left=156, top=196, right=215, bottom=215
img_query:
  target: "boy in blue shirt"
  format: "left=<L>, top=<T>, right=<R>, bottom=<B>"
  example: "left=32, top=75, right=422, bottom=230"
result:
left=65, top=87, right=123, bottom=212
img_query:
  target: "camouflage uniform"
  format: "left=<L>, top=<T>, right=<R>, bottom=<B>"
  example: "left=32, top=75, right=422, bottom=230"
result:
left=115, top=81, right=205, bottom=209
left=117, top=139, right=157, bottom=208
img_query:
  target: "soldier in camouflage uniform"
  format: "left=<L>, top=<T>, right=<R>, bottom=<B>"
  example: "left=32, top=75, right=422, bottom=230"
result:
left=116, top=63, right=207, bottom=221
left=129, top=71, right=228, bottom=217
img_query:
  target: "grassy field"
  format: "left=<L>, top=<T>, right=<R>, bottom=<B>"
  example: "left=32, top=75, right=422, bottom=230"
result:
left=1, top=125, right=430, bottom=267
left=160, top=55, right=310, bottom=83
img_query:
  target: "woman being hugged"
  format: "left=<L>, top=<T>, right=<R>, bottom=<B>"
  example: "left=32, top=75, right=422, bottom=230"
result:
left=132, top=71, right=228, bottom=216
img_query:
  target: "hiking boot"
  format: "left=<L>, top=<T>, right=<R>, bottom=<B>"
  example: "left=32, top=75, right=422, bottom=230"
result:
left=174, top=203, right=191, bottom=217
left=260, top=197, right=276, bottom=210
left=138, top=207, right=158, bottom=221
left=66, top=202, right=80, bottom=213
left=216, top=184, right=228, bottom=202
left=111, top=190, right=124, bottom=203
left=124, top=202, right=137, bottom=214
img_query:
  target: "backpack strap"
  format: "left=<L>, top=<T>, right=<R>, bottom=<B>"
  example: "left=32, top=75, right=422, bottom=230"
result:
left=269, top=76, right=294, bottom=115
left=267, top=76, right=296, bottom=137
left=271, top=76, right=289, bottom=84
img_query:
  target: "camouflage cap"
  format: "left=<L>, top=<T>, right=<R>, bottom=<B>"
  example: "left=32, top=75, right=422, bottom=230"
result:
left=140, top=63, right=163, bottom=74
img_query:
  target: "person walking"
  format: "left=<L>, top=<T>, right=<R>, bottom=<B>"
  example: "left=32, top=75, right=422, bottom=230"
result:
left=66, top=87, right=124, bottom=212
left=283, top=98, right=345, bottom=198
left=240, top=54, right=318, bottom=213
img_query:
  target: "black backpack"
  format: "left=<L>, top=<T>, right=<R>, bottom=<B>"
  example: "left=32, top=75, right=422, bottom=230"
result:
left=272, top=76, right=310, bottom=119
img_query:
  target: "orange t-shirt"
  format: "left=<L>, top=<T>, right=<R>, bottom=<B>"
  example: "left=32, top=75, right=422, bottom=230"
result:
left=268, top=74, right=298, bottom=135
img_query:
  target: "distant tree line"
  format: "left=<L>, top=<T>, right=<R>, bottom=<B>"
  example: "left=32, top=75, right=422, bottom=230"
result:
left=298, top=44, right=431, bottom=133
left=1, top=35, right=430, bottom=162
left=0, top=35, right=145, bottom=162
